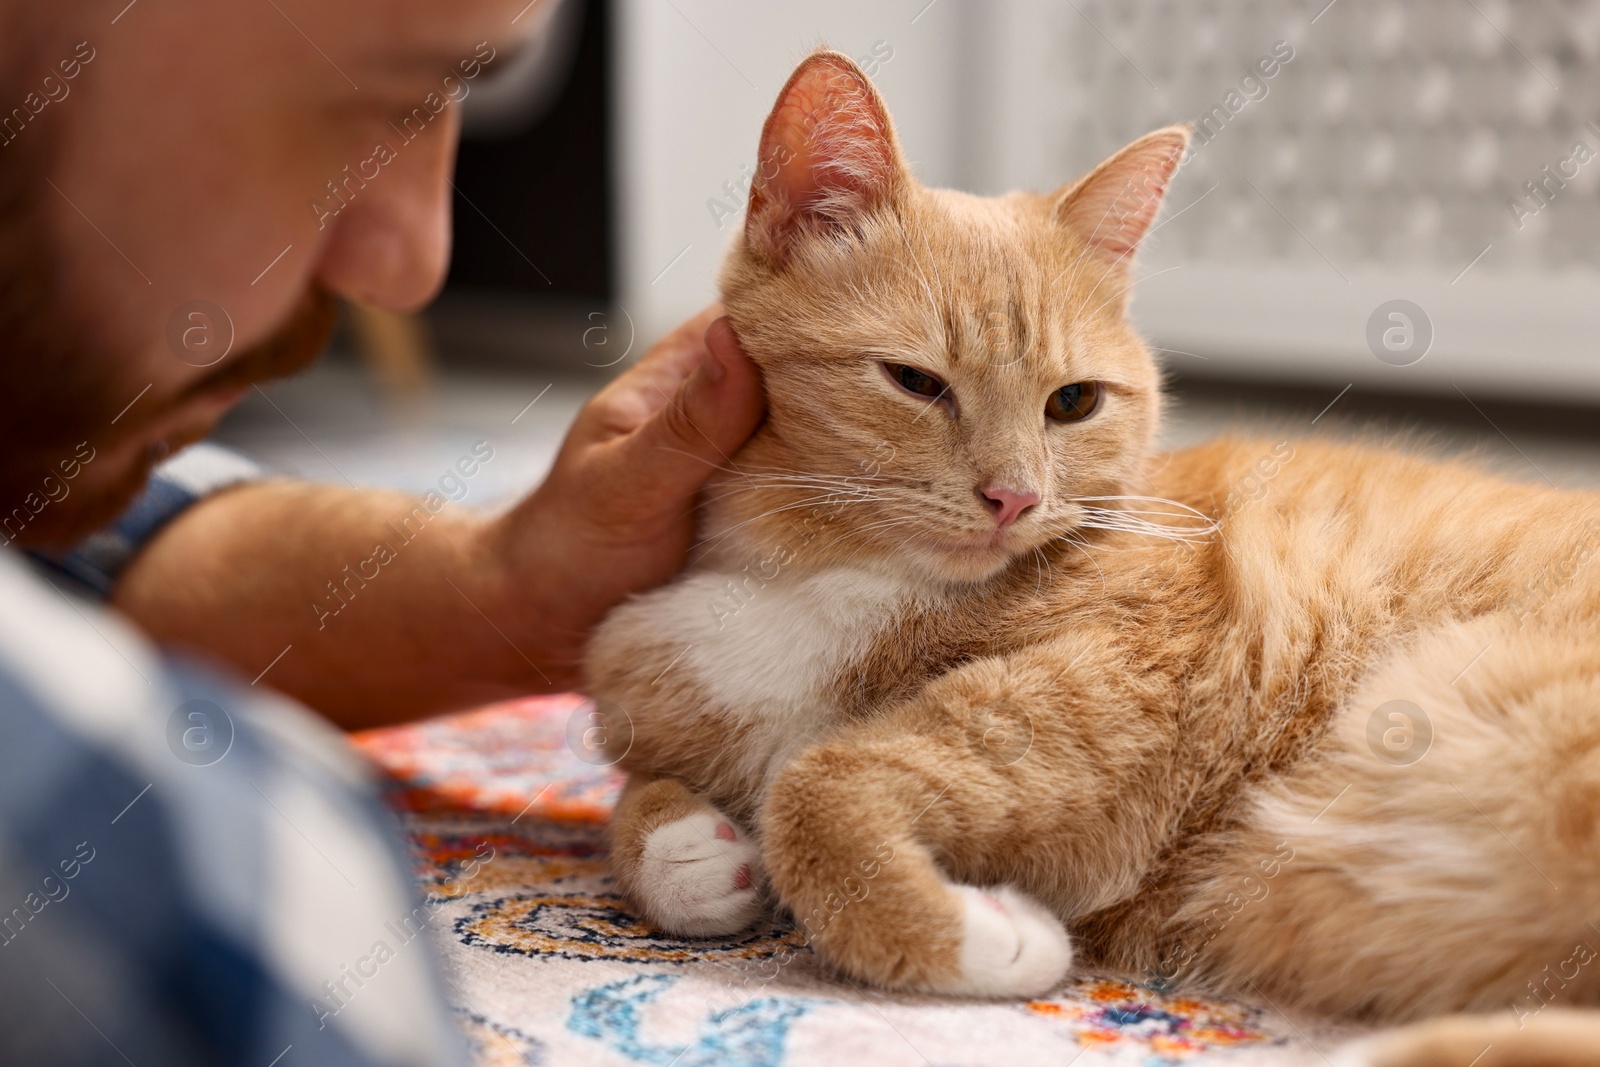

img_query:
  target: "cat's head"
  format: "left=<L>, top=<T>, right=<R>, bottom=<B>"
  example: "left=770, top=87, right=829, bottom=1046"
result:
left=712, top=49, right=1187, bottom=586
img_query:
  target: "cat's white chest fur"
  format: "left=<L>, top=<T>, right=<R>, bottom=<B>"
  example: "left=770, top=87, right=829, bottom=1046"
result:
left=644, top=565, right=914, bottom=767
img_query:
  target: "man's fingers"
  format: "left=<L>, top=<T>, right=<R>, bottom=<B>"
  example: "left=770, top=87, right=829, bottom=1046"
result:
left=639, top=304, right=726, bottom=376
left=578, top=304, right=728, bottom=438
left=619, top=317, right=765, bottom=507
left=702, top=316, right=742, bottom=383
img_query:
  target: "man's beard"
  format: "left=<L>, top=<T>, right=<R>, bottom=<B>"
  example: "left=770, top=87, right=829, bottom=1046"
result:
left=0, top=138, right=338, bottom=547
left=172, top=285, right=340, bottom=407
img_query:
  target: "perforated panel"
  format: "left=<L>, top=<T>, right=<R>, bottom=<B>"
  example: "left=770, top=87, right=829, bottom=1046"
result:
left=977, top=0, right=1600, bottom=400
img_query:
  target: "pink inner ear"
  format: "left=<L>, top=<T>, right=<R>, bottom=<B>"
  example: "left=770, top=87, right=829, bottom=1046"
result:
left=1060, top=133, right=1187, bottom=259
left=1091, top=171, right=1172, bottom=257
left=747, top=54, right=899, bottom=262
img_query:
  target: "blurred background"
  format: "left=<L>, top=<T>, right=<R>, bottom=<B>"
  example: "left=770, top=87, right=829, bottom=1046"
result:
left=217, top=0, right=1600, bottom=501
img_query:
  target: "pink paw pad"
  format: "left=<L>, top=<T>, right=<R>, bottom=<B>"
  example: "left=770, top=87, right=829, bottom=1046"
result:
left=980, top=892, right=1007, bottom=915
left=714, top=821, right=737, bottom=842
left=732, top=863, right=752, bottom=890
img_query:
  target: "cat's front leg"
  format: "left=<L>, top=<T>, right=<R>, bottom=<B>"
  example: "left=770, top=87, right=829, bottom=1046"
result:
left=609, top=773, right=766, bottom=937
left=761, top=733, right=1073, bottom=996
left=760, top=643, right=1180, bottom=996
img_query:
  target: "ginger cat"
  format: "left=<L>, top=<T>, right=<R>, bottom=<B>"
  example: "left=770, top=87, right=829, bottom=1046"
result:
left=586, top=49, right=1600, bottom=1063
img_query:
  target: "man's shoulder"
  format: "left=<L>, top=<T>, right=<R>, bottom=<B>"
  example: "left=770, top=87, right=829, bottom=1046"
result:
left=0, top=545, right=363, bottom=782
left=0, top=550, right=467, bottom=1067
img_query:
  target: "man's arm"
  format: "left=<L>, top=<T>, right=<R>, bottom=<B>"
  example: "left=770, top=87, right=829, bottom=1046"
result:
left=111, top=309, right=764, bottom=729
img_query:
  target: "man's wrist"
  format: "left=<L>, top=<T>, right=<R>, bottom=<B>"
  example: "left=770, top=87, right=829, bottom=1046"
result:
left=471, top=501, right=581, bottom=694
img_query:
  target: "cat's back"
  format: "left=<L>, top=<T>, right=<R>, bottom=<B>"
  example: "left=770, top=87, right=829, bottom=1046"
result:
left=1147, top=434, right=1600, bottom=626
left=963, top=434, right=1600, bottom=751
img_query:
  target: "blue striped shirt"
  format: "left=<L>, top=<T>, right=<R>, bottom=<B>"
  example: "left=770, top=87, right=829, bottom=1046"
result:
left=6, top=444, right=469, bottom=1067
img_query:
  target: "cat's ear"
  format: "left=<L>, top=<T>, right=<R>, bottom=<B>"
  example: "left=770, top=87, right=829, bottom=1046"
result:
left=1053, top=125, right=1190, bottom=260
left=746, top=50, right=906, bottom=265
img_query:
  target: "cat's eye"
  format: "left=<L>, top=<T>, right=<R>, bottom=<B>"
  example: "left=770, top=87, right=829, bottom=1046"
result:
left=882, top=361, right=947, bottom=400
left=1045, top=381, right=1101, bottom=422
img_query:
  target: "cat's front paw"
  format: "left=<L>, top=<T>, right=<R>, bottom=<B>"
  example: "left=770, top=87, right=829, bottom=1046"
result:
left=633, top=811, right=765, bottom=937
left=936, top=885, right=1073, bottom=997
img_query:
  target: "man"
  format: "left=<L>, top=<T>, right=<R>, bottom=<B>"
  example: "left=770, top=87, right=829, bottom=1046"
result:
left=0, top=1, right=763, bottom=1063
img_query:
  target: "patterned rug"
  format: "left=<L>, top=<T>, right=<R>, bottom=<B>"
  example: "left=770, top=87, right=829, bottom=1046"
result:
left=352, top=696, right=1356, bottom=1066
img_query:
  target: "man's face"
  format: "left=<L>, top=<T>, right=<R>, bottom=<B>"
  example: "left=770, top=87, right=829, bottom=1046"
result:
left=0, top=0, right=541, bottom=545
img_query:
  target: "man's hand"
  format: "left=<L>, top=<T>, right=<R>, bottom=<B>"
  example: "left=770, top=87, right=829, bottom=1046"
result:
left=113, top=307, right=764, bottom=725
left=486, top=306, right=765, bottom=689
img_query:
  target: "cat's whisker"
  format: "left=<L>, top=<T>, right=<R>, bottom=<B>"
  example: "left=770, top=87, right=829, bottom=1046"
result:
left=823, top=519, right=926, bottom=567
left=830, top=518, right=918, bottom=551
left=691, top=493, right=885, bottom=554
left=692, top=486, right=921, bottom=555
left=1075, top=512, right=1216, bottom=538
left=1081, top=508, right=1216, bottom=524
left=1143, top=181, right=1218, bottom=242
left=1075, top=506, right=1209, bottom=519
left=720, top=467, right=883, bottom=483
left=1076, top=517, right=1216, bottom=544
left=1053, top=239, right=1097, bottom=292
left=715, top=464, right=891, bottom=486
left=1083, top=263, right=1184, bottom=321
left=892, top=216, right=945, bottom=330
left=698, top=468, right=903, bottom=508
left=654, top=444, right=748, bottom=475
left=665, top=453, right=898, bottom=492
left=1078, top=528, right=1212, bottom=546
left=835, top=513, right=925, bottom=542
left=913, top=216, right=948, bottom=310
left=1073, top=495, right=1221, bottom=531
left=1067, top=227, right=1142, bottom=317
left=1056, top=530, right=1107, bottom=592
left=705, top=472, right=882, bottom=490
left=1057, top=177, right=1148, bottom=294
left=700, top=480, right=880, bottom=507
left=728, top=476, right=896, bottom=496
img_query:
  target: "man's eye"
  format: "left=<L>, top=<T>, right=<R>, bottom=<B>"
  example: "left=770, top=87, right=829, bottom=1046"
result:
left=882, top=362, right=946, bottom=399
left=1045, top=381, right=1101, bottom=422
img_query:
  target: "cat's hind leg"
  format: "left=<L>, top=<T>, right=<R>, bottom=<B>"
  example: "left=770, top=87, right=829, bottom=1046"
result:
left=609, top=774, right=765, bottom=937
left=1190, top=615, right=1600, bottom=1021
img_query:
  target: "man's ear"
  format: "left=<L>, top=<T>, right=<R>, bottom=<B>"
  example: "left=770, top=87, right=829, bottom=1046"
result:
left=746, top=49, right=907, bottom=266
left=1054, top=125, right=1190, bottom=260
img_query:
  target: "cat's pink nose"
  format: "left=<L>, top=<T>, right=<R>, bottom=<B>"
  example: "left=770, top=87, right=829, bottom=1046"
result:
left=976, top=485, right=1040, bottom=528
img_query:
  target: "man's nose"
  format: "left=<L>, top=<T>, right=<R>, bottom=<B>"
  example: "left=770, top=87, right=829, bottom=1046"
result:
left=311, top=109, right=460, bottom=312
left=976, top=484, right=1041, bottom=528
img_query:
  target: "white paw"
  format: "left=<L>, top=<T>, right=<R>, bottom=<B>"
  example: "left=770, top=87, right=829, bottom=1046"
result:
left=938, top=885, right=1072, bottom=997
left=635, top=811, right=764, bottom=937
